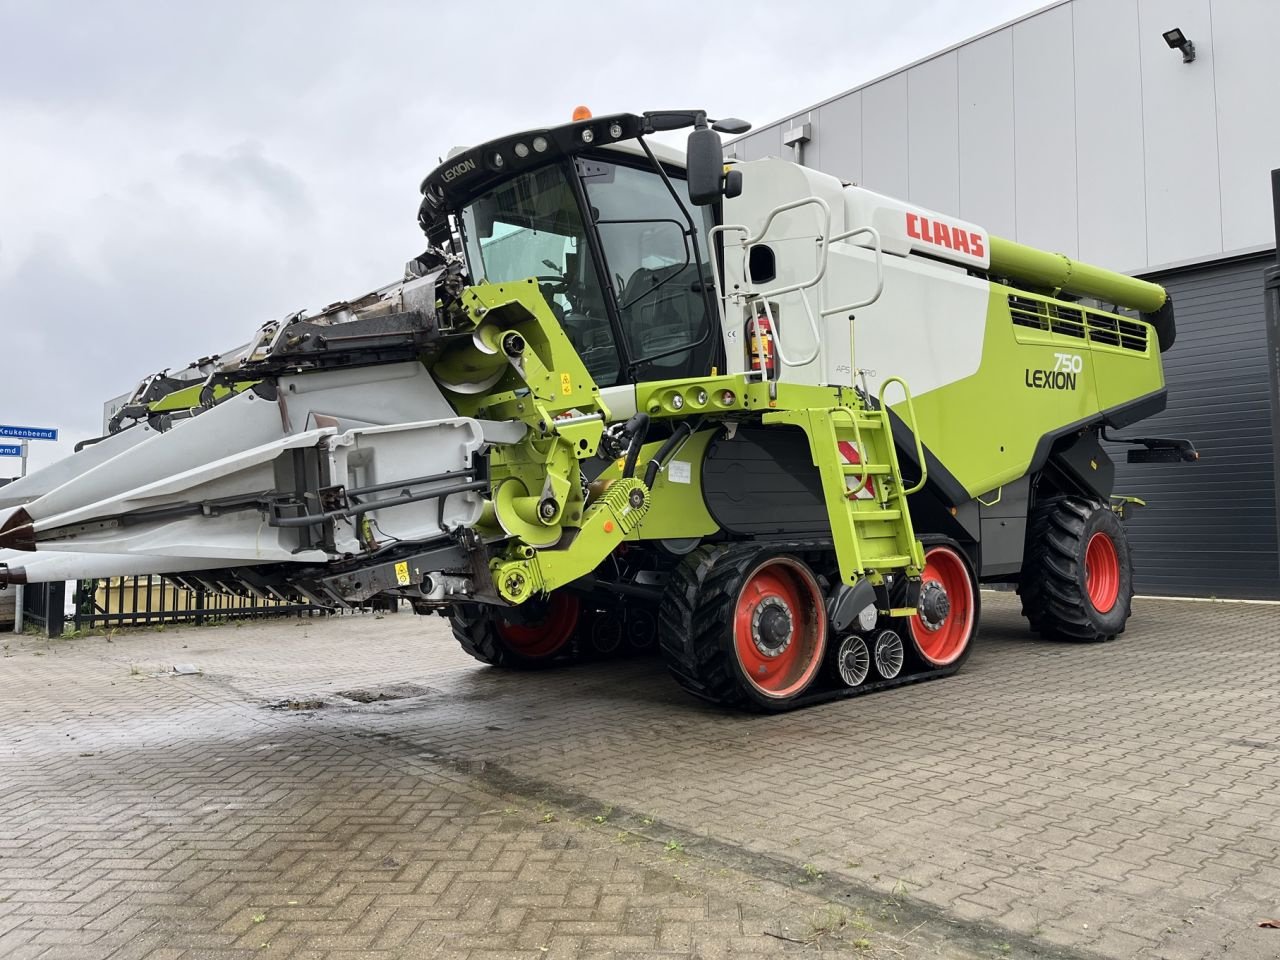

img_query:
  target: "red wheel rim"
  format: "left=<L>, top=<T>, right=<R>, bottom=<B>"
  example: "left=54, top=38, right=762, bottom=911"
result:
left=909, top=545, right=975, bottom=667
left=732, top=558, right=826, bottom=699
left=1085, top=532, right=1120, bottom=614
left=496, top=592, right=579, bottom=659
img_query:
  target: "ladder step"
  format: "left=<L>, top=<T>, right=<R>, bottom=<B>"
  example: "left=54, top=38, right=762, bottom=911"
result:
left=868, top=555, right=913, bottom=568
left=849, top=508, right=901, bottom=522
left=842, top=463, right=892, bottom=475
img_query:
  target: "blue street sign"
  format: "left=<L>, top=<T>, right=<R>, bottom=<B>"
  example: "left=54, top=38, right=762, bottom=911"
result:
left=0, top=425, right=57, bottom=442
left=0, top=444, right=22, bottom=458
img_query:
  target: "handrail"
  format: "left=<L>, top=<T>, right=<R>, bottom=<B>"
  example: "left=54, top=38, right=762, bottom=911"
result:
left=877, top=376, right=927, bottom=495
left=710, top=197, right=887, bottom=372
left=820, top=226, right=885, bottom=317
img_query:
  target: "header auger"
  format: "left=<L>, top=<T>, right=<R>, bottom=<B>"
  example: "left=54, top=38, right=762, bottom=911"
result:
left=0, top=108, right=1195, bottom=710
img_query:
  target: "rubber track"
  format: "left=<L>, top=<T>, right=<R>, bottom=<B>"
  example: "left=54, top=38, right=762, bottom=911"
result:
left=658, top=540, right=958, bottom=712
left=1019, top=496, right=1131, bottom=641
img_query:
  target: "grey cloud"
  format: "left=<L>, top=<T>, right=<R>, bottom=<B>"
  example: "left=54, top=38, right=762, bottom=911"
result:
left=0, top=0, right=1046, bottom=476
left=177, top=142, right=312, bottom=218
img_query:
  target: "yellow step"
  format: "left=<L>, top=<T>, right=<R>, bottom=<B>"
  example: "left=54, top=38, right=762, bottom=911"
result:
left=841, top=463, right=892, bottom=475
left=848, top=508, right=901, bottom=522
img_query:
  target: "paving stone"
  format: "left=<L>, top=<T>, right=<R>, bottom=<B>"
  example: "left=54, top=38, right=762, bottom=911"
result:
left=2, top=594, right=1277, bottom=958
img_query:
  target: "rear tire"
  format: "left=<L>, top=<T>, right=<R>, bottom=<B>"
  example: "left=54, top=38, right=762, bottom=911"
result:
left=450, top=591, right=582, bottom=668
left=1019, top=497, right=1133, bottom=642
left=658, top=544, right=827, bottom=711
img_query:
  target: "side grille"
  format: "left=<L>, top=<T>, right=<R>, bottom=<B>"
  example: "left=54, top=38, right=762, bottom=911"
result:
left=1008, top=294, right=1148, bottom=352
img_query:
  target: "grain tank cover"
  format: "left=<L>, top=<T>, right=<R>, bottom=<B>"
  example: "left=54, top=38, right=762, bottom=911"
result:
left=843, top=187, right=991, bottom=271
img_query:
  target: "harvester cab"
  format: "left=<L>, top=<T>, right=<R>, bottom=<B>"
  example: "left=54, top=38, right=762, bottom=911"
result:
left=0, top=107, right=1195, bottom=711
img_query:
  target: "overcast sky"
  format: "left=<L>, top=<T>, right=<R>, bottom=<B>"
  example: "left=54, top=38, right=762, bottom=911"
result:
left=0, top=0, right=1047, bottom=473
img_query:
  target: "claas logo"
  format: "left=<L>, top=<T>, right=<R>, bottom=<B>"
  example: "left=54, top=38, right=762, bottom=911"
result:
left=906, top=213, right=985, bottom=258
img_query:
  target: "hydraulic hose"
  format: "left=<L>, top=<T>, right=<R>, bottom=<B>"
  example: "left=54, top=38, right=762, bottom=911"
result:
left=621, top=413, right=650, bottom=479
left=644, top=422, right=694, bottom=489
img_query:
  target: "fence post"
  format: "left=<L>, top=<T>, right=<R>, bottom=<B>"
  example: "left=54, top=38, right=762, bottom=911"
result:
left=46, top=581, right=65, bottom=639
left=195, top=588, right=206, bottom=626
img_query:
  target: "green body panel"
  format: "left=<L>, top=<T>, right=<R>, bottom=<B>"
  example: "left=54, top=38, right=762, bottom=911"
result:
left=899, top=284, right=1164, bottom=498
left=593, top=430, right=721, bottom=541
left=987, top=236, right=1167, bottom=313
left=149, top=380, right=258, bottom=412
left=490, top=477, right=650, bottom=602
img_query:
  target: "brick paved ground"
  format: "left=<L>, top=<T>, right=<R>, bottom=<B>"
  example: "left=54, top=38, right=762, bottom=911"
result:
left=1, top=592, right=1278, bottom=959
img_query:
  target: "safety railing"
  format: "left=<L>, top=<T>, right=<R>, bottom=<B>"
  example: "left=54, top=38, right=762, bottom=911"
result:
left=710, top=196, right=886, bottom=373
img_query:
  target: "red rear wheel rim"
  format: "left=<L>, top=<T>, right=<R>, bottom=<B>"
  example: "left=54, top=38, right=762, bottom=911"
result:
left=1085, top=532, right=1120, bottom=613
left=732, top=558, right=826, bottom=699
left=496, top=592, right=580, bottom=659
left=909, top=545, right=975, bottom=667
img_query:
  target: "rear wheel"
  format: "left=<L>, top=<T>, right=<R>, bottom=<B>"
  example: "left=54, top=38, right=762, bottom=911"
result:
left=450, top=591, right=582, bottom=668
left=1019, top=496, right=1133, bottom=642
left=659, top=545, right=827, bottom=710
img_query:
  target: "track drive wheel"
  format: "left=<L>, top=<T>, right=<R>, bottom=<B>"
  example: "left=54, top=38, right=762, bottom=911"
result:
left=659, top=545, right=827, bottom=711
left=907, top=542, right=979, bottom=668
left=1019, top=496, right=1133, bottom=642
left=450, top=591, right=582, bottom=668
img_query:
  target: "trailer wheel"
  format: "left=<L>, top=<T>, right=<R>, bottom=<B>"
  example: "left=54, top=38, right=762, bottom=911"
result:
left=450, top=591, right=581, bottom=668
left=658, top=545, right=827, bottom=710
left=907, top=543, right=978, bottom=667
left=1019, top=497, right=1133, bottom=642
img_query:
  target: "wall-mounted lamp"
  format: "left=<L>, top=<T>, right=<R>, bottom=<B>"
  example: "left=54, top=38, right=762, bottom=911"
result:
left=1162, top=27, right=1196, bottom=63
left=782, top=123, right=811, bottom=148
left=783, top=122, right=812, bottom=167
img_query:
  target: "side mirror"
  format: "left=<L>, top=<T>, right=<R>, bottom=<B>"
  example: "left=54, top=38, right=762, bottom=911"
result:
left=686, top=125, right=725, bottom=206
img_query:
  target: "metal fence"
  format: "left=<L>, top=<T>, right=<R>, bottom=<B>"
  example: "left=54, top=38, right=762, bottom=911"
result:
left=20, top=580, right=66, bottom=638
left=72, top=576, right=326, bottom=631
left=12, top=576, right=342, bottom=638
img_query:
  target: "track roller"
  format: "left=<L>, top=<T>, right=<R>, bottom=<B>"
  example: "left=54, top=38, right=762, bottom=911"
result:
left=832, top=635, right=871, bottom=687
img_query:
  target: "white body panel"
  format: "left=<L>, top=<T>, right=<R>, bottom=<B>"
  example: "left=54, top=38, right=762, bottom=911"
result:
left=6, top=360, right=484, bottom=572
left=718, top=159, right=989, bottom=400
left=1, top=549, right=228, bottom=584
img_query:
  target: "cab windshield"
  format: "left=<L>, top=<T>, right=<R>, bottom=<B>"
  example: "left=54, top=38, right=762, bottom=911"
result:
left=460, top=157, right=715, bottom=387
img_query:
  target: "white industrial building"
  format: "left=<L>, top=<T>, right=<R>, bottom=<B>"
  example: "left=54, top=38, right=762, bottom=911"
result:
left=732, top=0, right=1280, bottom=598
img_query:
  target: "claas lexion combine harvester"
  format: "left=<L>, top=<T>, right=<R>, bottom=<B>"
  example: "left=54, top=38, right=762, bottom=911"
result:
left=0, top=109, right=1195, bottom=710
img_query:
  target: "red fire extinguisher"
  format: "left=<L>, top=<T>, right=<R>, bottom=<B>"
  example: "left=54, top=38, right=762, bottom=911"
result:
left=747, top=309, right=776, bottom=377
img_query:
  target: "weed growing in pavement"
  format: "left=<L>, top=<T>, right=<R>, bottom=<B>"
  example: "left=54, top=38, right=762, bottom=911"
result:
left=808, top=905, right=849, bottom=936
left=664, top=840, right=684, bottom=854
left=539, top=812, right=556, bottom=824
left=801, top=862, right=823, bottom=882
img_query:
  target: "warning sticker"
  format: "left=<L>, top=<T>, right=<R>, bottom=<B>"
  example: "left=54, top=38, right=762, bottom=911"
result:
left=394, top=561, right=411, bottom=586
left=560, top=372, right=572, bottom=395
left=668, top=460, right=692, bottom=484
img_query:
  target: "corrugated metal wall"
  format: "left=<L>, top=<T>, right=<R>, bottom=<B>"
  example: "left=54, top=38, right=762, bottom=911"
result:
left=1106, top=253, right=1279, bottom=599
left=731, top=0, right=1280, bottom=275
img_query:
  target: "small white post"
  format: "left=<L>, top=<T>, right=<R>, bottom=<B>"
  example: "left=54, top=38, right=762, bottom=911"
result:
left=12, top=440, right=27, bottom=634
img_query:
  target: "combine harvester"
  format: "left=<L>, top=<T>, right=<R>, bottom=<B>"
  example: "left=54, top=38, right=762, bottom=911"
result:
left=0, top=109, right=1195, bottom=709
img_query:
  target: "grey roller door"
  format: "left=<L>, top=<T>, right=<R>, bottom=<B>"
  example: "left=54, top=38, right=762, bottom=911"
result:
left=1105, top=252, right=1279, bottom=599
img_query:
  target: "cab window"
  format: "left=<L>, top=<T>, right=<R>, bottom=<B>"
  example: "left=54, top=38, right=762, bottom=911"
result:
left=579, top=159, right=717, bottom=383
left=461, top=164, right=622, bottom=386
